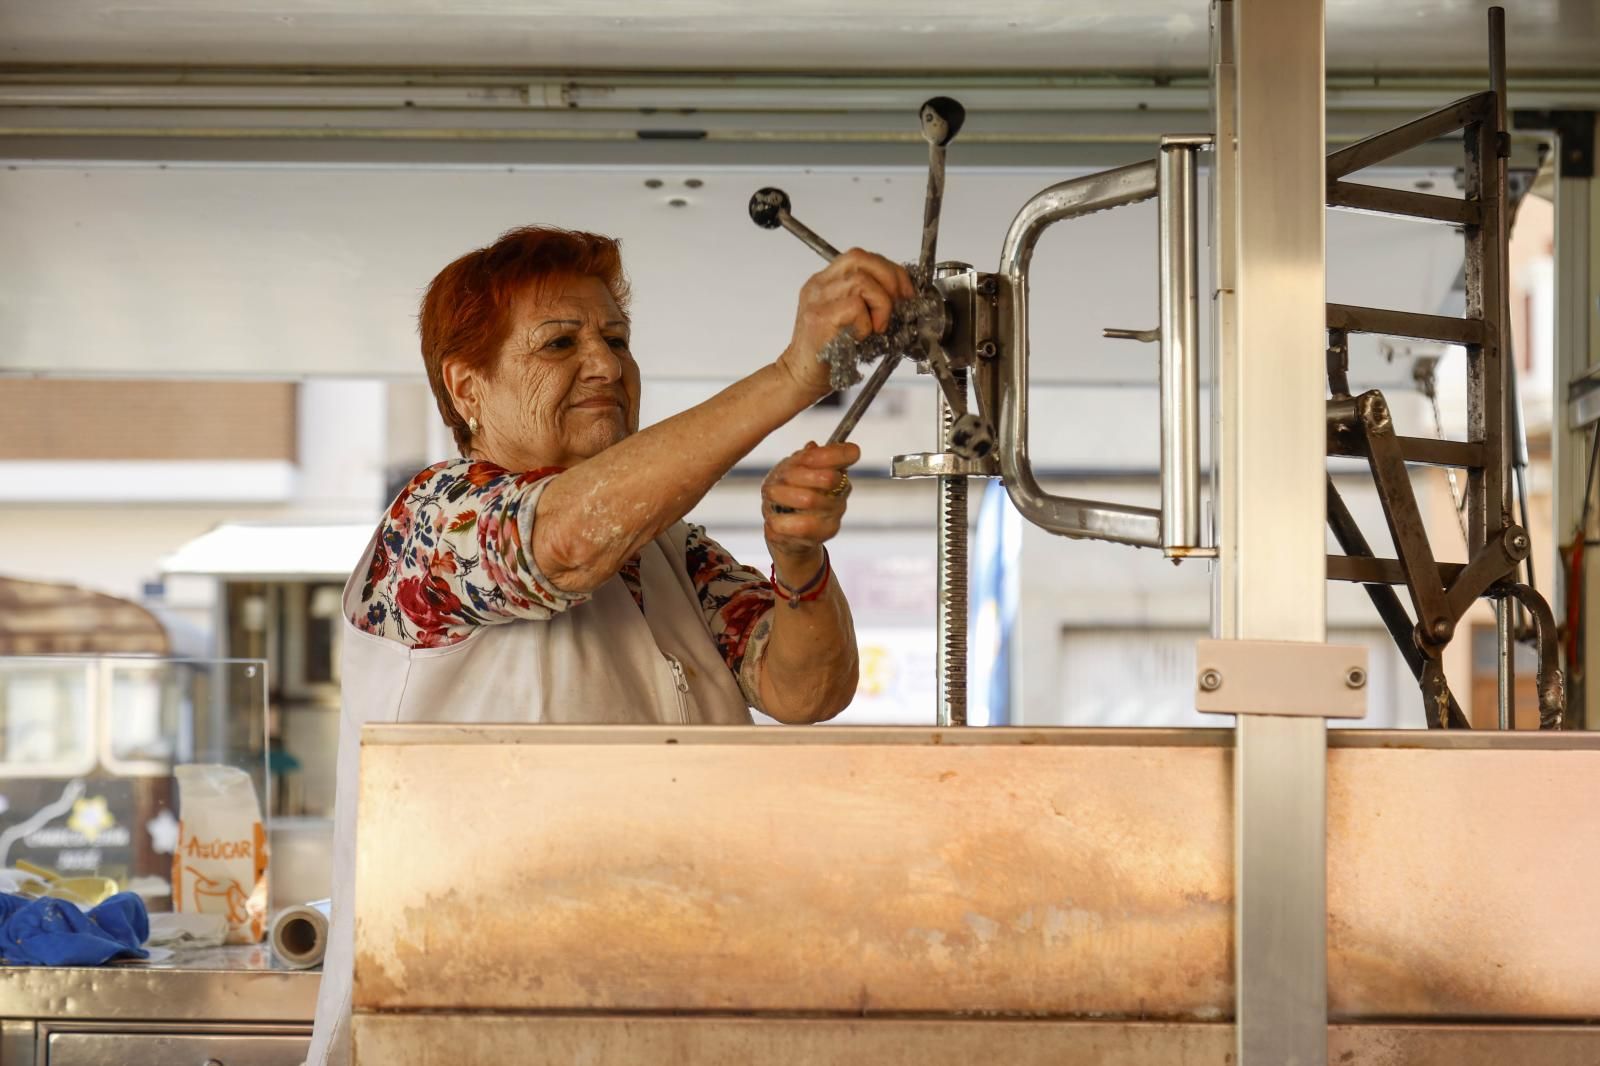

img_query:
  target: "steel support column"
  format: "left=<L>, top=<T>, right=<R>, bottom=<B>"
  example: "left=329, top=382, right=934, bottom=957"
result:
left=1211, top=0, right=1330, bottom=1063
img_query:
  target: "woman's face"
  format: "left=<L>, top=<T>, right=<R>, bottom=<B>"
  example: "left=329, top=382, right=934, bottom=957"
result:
left=468, top=274, right=640, bottom=470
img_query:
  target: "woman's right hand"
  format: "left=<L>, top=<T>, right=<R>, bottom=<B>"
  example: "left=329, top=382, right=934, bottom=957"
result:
left=777, top=249, right=916, bottom=398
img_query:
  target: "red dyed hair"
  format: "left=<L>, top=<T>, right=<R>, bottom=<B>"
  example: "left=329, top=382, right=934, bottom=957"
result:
left=419, top=225, right=631, bottom=452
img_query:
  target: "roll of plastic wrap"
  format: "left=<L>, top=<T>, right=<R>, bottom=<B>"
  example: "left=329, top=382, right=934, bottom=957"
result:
left=269, top=899, right=331, bottom=969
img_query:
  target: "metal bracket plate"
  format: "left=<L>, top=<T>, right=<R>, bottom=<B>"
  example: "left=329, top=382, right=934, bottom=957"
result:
left=1512, top=108, right=1596, bottom=179
left=1194, top=639, right=1369, bottom=719
left=890, top=452, right=1000, bottom=479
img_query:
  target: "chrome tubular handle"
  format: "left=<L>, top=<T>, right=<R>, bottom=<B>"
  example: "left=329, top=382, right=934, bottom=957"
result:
left=1158, top=135, right=1208, bottom=556
left=997, top=160, right=1162, bottom=548
left=994, top=142, right=1210, bottom=551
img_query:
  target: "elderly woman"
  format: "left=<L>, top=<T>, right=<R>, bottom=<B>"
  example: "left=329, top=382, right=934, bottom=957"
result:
left=306, top=225, right=914, bottom=1063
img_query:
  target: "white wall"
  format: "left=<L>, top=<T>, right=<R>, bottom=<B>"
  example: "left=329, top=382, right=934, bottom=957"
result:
left=0, top=504, right=286, bottom=602
left=0, top=379, right=392, bottom=653
left=295, top=381, right=389, bottom=517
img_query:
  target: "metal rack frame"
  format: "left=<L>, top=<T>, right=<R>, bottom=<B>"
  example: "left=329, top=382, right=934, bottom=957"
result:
left=1322, top=12, right=1564, bottom=731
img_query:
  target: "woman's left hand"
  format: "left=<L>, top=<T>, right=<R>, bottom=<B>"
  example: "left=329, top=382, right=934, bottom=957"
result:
left=761, top=441, right=860, bottom=567
left=758, top=440, right=863, bottom=721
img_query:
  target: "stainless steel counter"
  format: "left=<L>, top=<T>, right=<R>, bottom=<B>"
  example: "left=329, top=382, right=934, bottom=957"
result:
left=1, top=945, right=318, bottom=1065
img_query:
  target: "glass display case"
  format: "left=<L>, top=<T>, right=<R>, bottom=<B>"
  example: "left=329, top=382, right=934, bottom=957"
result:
left=0, top=655, right=268, bottom=910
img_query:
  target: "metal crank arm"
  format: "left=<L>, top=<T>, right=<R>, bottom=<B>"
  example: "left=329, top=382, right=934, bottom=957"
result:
left=1325, top=477, right=1470, bottom=728
left=825, top=349, right=904, bottom=447
left=1337, top=390, right=1454, bottom=644
left=1418, top=655, right=1461, bottom=731
left=913, top=98, right=991, bottom=458
left=748, top=188, right=840, bottom=264
left=915, top=97, right=965, bottom=285
left=922, top=342, right=993, bottom=460
left=1441, top=525, right=1529, bottom=623
left=1503, top=583, right=1568, bottom=729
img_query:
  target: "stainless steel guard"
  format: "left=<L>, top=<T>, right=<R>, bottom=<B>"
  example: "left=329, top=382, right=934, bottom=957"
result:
left=996, top=150, right=1205, bottom=550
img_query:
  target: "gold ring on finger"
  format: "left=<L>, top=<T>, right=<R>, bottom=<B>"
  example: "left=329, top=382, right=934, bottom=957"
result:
left=828, top=471, right=851, bottom=498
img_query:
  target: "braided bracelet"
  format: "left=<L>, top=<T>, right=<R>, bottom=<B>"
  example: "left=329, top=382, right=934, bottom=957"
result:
left=770, top=549, right=831, bottom=609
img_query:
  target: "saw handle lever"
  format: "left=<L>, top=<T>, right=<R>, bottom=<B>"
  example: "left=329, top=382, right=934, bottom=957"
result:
left=748, top=187, right=841, bottom=263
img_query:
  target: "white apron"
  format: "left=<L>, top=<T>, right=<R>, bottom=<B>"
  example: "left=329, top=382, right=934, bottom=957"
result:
left=304, top=521, right=754, bottom=1065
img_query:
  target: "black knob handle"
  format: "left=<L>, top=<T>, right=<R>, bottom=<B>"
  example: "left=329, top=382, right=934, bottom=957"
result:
left=919, top=97, right=966, bottom=147
left=749, top=187, right=791, bottom=229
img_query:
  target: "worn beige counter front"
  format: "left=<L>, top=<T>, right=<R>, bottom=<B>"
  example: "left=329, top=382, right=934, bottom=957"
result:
left=351, top=726, right=1600, bottom=1064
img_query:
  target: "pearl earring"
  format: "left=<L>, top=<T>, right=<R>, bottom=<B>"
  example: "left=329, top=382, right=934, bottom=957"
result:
left=468, top=416, right=479, bottom=434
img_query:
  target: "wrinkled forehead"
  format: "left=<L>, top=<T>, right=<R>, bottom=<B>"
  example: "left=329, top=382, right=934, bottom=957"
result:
left=510, top=274, right=627, bottom=329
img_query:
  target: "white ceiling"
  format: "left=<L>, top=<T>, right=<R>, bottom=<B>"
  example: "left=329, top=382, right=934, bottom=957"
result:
left=2, top=0, right=1597, bottom=74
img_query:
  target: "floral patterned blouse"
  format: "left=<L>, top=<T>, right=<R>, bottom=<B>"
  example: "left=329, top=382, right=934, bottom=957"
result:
left=351, top=459, right=776, bottom=708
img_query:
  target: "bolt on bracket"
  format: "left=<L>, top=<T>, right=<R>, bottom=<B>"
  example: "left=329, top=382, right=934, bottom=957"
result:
left=1194, top=639, right=1370, bottom=719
